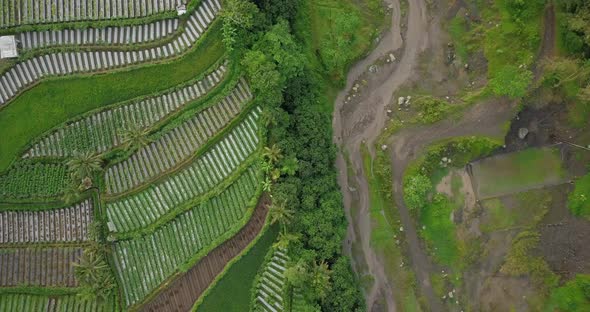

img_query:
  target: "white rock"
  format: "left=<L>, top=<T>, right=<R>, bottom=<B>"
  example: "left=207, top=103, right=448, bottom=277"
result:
left=449, top=291, right=454, bottom=299
left=399, top=226, right=404, bottom=232
left=398, top=96, right=405, bottom=105
left=381, top=144, right=388, bottom=151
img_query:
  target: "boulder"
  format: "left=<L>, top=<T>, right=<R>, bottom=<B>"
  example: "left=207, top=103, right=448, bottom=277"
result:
left=398, top=96, right=405, bottom=105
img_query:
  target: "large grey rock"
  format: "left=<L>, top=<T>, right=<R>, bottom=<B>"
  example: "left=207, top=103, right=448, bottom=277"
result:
left=518, top=127, right=529, bottom=139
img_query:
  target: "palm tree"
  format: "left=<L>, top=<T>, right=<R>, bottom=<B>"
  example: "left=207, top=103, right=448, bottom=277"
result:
left=310, top=261, right=331, bottom=300
left=73, top=248, right=115, bottom=302
left=119, top=123, right=150, bottom=150
left=61, top=183, right=81, bottom=204
left=261, top=160, right=272, bottom=174
left=269, top=200, right=293, bottom=233
left=67, top=151, right=102, bottom=181
left=274, top=231, right=298, bottom=249
left=262, top=177, right=272, bottom=193
left=263, top=144, right=282, bottom=165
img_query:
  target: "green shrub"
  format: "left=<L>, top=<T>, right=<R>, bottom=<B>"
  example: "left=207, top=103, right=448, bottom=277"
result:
left=414, top=96, right=453, bottom=123
left=403, top=174, right=432, bottom=211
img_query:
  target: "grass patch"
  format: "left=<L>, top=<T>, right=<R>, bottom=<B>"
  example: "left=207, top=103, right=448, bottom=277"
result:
left=471, top=147, right=567, bottom=198
left=419, top=194, right=460, bottom=266
left=0, top=23, right=224, bottom=173
left=481, top=190, right=550, bottom=232
left=195, top=225, right=279, bottom=312
left=568, top=172, right=590, bottom=220
left=302, top=0, right=384, bottom=82
left=448, top=15, right=469, bottom=61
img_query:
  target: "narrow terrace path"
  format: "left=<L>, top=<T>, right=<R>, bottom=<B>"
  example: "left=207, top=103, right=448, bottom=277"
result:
left=139, top=196, right=269, bottom=312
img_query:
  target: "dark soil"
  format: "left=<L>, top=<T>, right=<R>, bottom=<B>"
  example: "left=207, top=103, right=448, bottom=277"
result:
left=139, top=196, right=269, bottom=312
left=537, top=185, right=590, bottom=280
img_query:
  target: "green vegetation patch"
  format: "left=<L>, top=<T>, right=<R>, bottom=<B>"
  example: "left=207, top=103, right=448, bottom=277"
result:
left=303, top=0, right=383, bottom=81
left=546, top=274, right=590, bottom=312
left=0, top=160, right=68, bottom=201
left=471, top=147, right=567, bottom=199
left=0, top=23, right=224, bottom=173
left=568, top=172, right=590, bottom=220
left=480, top=189, right=550, bottom=232
left=362, top=145, right=422, bottom=311
left=467, top=0, right=545, bottom=98
left=195, top=225, right=279, bottom=312
left=419, top=194, right=460, bottom=266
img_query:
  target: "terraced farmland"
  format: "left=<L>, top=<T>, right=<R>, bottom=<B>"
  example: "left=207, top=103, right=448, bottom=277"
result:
left=105, top=81, right=255, bottom=195
left=0, top=161, right=68, bottom=200
left=0, top=247, right=81, bottom=287
left=252, top=248, right=290, bottom=312
left=113, top=166, right=260, bottom=306
left=0, top=0, right=182, bottom=28
left=0, top=199, right=93, bottom=244
left=141, top=196, right=269, bottom=311
left=23, top=63, right=228, bottom=158
left=0, top=0, right=272, bottom=309
left=0, top=294, right=117, bottom=311
left=17, top=18, right=180, bottom=50
left=105, top=108, right=261, bottom=233
left=0, top=0, right=221, bottom=107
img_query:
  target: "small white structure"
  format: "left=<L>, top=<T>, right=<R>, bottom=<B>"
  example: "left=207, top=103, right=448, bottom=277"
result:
left=0, top=35, right=18, bottom=59
left=177, top=4, right=187, bottom=16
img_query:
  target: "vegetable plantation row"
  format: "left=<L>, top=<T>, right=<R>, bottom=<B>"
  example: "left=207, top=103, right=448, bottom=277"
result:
left=1, top=0, right=181, bottom=28
left=105, top=79, right=253, bottom=195
left=0, top=162, right=67, bottom=200
left=113, top=166, right=259, bottom=306
left=252, top=248, right=289, bottom=312
left=0, top=199, right=92, bottom=244
left=0, top=293, right=116, bottom=312
left=105, top=108, right=261, bottom=233
left=0, top=247, right=81, bottom=287
left=18, top=18, right=179, bottom=50
left=0, top=0, right=221, bottom=107
left=23, top=63, right=227, bottom=158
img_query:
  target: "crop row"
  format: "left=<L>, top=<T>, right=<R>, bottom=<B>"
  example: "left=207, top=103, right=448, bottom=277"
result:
left=113, top=166, right=259, bottom=306
left=18, top=18, right=179, bottom=50
left=0, top=199, right=92, bottom=244
left=105, top=108, right=261, bottom=233
left=104, top=79, right=253, bottom=195
left=0, top=247, right=81, bottom=287
left=0, top=162, right=67, bottom=200
left=1, top=0, right=181, bottom=28
left=0, top=0, right=221, bottom=107
left=0, top=294, right=115, bottom=312
left=253, top=248, right=289, bottom=312
left=23, top=63, right=227, bottom=158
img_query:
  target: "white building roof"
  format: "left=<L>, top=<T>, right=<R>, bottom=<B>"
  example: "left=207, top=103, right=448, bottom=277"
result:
left=0, top=36, right=18, bottom=59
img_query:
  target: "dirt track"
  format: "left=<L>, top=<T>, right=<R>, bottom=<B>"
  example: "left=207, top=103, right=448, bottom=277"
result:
left=333, top=0, right=432, bottom=310
left=334, top=1, right=557, bottom=311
